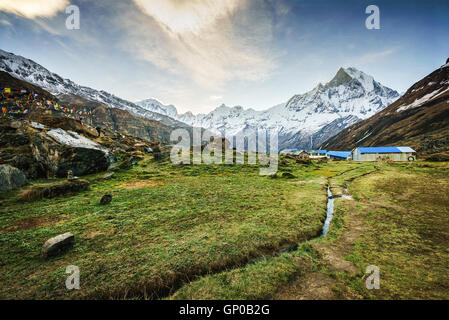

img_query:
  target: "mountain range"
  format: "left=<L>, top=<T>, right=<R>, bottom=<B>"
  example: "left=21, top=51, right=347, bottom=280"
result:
left=0, top=49, right=188, bottom=129
left=0, top=48, right=408, bottom=150
left=136, top=67, right=400, bottom=149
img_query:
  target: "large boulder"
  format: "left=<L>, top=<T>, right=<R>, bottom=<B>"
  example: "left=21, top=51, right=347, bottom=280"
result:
left=0, top=165, right=28, bottom=192
left=46, top=128, right=110, bottom=177
left=56, top=147, right=109, bottom=177
left=1, top=119, right=110, bottom=179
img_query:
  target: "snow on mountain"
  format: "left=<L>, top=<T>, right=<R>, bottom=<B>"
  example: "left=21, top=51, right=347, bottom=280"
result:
left=321, top=58, right=449, bottom=154
left=135, top=98, right=178, bottom=118
left=0, top=49, right=185, bottom=128
left=0, top=48, right=400, bottom=149
left=173, top=67, right=400, bottom=149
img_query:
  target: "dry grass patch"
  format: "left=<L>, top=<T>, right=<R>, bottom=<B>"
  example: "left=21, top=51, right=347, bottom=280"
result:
left=19, top=179, right=90, bottom=202
left=0, top=214, right=65, bottom=234
left=120, top=180, right=164, bottom=189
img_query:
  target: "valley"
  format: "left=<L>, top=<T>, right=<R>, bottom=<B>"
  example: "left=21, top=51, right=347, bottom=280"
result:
left=0, top=48, right=448, bottom=302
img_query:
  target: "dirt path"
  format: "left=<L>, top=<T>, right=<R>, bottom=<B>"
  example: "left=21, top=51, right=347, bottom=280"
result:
left=274, top=170, right=378, bottom=300
left=275, top=198, right=363, bottom=299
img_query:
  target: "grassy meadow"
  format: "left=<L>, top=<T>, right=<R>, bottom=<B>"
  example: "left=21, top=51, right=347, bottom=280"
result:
left=0, top=155, right=448, bottom=299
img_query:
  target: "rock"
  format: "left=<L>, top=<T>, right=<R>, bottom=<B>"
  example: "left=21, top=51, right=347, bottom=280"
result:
left=101, top=172, right=114, bottom=180
left=281, top=172, right=296, bottom=179
left=447, top=57, right=449, bottom=64
left=1, top=118, right=110, bottom=179
left=41, top=232, right=75, bottom=259
left=56, top=147, right=109, bottom=177
left=100, top=193, right=112, bottom=205
left=0, top=165, right=28, bottom=192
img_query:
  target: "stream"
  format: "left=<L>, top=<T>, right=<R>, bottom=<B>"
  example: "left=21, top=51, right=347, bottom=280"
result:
left=322, top=185, right=335, bottom=237
left=152, top=182, right=340, bottom=299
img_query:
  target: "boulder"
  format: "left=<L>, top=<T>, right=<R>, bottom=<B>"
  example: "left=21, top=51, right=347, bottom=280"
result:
left=0, top=119, right=110, bottom=179
left=100, top=193, right=112, bottom=205
left=56, top=147, right=109, bottom=177
left=41, top=232, right=75, bottom=259
left=0, top=165, right=28, bottom=192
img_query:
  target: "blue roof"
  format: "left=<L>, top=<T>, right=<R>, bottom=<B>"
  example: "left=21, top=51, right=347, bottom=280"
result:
left=327, top=151, right=352, bottom=158
left=355, top=147, right=416, bottom=154
left=317, top=150, right=327, bottom=154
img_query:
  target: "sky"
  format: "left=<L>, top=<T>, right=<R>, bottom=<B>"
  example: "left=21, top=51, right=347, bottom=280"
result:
left=0, top=0, right=448, bottom=114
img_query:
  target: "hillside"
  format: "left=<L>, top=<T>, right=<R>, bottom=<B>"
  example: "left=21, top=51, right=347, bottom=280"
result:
left=1, top=71, right=176, bottom=144
left=0, top=49, right=188, bottom=130
left=321, top=60, right=449, bottom=155
left=0, top=71, right=53, bottom=99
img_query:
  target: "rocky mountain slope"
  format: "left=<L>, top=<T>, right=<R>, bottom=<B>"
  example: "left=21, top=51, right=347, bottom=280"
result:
left=0, top=115, right=156, bottom=179
left=321, top=59, right=449, bottom=155
left=0, top=71, right=176, bottom=144
left=138, top=68, right=400, bottom=150
left=0, top=49, right=187, bottom=129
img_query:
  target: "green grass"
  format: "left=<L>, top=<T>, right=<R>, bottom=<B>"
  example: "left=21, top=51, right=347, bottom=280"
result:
left=168, top=161, right=449, bottom=300
left=1, top=158, right=447, bottom=299
left=0, top=156, right=331, bottom=299
left=341, top=166, right=449, bottom=299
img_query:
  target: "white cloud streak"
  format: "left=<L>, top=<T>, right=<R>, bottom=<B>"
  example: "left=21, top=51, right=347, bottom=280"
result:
left=122, top=0, right=279, bottom=88
left=0, top=0, right=69, bottom=19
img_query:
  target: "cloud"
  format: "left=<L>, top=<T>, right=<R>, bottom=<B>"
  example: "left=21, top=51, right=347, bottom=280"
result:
left=357, top=48, right=397, bottom=65
left=121, top=0, right=280, bottom=88
left=0, top=18, right=11, bottom=26
left=209, top=95, right=223, bottom=101
left=133, top=0, right=240, bottom=35
left=0, top=0, right=69, bottom=19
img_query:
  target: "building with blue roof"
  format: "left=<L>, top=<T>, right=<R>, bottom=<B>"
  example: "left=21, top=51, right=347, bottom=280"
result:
left=327, top=151, right=352, bottom=161
left=352, top=147, right=416, bottom=162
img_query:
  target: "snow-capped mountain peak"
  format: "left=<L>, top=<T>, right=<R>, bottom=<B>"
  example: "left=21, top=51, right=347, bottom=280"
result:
left=0, top=48, right=401, bottom=150
left=135, top=98, right=178, bottom=118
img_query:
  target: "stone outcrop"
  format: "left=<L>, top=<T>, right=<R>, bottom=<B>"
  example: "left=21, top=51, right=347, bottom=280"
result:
left=0, top=165, right=28, bottom=192
left=0, top=118, right=110, bottom=178
left=1, top=116, right=158, bottom=179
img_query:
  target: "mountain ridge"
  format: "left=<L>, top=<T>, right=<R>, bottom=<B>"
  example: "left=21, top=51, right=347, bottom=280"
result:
left=321, top=60, right=449, bottom=154
left=0, top=49, right=188, bottom=130
left=140, top=66, right=400, bottom=149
